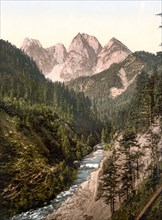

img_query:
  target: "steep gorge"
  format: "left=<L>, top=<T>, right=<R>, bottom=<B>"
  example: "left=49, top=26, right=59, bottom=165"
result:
left=0, top=40, right=102, bottom=219
left=0, top=38, right=162, bottom=219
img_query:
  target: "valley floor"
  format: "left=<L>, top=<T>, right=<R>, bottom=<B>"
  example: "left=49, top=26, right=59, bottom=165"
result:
left=46, top=152, right=111, bottom=220
left=46, top=117, right=162, bottom=220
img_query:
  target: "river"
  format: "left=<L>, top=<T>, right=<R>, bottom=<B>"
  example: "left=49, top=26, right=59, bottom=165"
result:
left=11, top=144, right=104, bottom=220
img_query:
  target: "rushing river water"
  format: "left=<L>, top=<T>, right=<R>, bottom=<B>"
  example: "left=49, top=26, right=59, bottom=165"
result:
left=12, top=145, right=104, bottom=220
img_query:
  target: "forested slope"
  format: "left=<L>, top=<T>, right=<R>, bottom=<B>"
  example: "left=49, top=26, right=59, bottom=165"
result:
left=98, top=53, right=162, bottom=219
left=0, top=39, right=161, bottom=219
left=68, top=51, right=161, bottom=131
left=0, top=40, right=102, bottom=219
left=68, top=50, right=162, bottom=219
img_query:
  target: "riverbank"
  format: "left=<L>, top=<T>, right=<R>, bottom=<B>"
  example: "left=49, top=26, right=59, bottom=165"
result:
left=46, top=152, right=111, bottom=220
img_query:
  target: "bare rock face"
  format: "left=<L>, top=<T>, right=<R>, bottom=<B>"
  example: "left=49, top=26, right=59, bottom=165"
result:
left=81, top=33, right=102, bottom=55
left=95, top=38, right=132, bottom=73
left=21, top=34, right=132, bottom=81
left=21, top=38, right=53, bottom=75
left=47, top=43, right=67, bottom=64
left=60, top=51, right=92, bottom=81
left=60, top=33, right=101, bottom=80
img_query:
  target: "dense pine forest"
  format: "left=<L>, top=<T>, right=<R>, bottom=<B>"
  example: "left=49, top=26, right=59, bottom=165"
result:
left=99, top=56, right=162, bottom=219
left=0, top=39, right=162, bottom=219
left=68, top=50, right=162, bottom=219
left=0, top=40, right=102, bottom=218
left=68, top=51, right=162, bottom=131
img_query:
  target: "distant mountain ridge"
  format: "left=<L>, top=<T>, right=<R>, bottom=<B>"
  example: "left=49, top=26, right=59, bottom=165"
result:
left=67, top=51, right=161, bottom=126
left=21, top=33, right=132, bottom=81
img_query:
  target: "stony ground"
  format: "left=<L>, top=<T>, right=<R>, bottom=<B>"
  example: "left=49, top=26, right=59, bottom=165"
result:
left=46, top=155, right=111, bottom=220
left=46, top=118, right=162, bottom=220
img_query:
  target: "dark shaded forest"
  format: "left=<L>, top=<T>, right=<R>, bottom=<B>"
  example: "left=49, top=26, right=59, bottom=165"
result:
left=0, top=40, right=102, bottom=218
left=68, top=51, right=162, bottom=132
left=0, top=39, right=162, bottom=219
left=68, top=49, right=162, bottom=219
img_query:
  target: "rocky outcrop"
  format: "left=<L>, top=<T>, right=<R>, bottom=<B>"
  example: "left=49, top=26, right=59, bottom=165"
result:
left=46, top=117, right=162, bottom=220
left=46, top=152, right=111, bottom=220
left=95, top=37, right=132, bottom=73
left=21, top=38, right=54, bottom=74
left=21, top=34, right=132, bottom=82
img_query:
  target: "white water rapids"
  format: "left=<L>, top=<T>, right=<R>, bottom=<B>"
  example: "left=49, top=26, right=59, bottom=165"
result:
left=11, top=145, right=104, bottom=220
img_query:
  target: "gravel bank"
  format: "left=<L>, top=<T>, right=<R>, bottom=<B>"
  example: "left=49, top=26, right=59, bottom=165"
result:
left=46, top=156, right=111, bottom=220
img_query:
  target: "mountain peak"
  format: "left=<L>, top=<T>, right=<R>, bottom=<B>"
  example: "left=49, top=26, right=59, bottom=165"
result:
left=47, top=43, right=67, bottom=54
left=95, top=37, right=132, bottom=73
left=68, top=33, right=85, bottom=52
left=76, top=32, right=82, bottom=37
left=105, top=38, right=131, bottom=54
left=55, top=43, right=66, bottom=49
left=21, top=38, right=54, bottom=75
left=110, top=37, right=119, bottom=42
left=105, top=37, right=124, bottom=48
left=20, top=33, right=132, bottom=82
left=68, top=32, right=102, bottom=55
left=51, top=43, right=67, bottom=64
left=82, top=33, right=102, bottom=54
left=71, top=33, right=83, bottom=42
left=21, top=38, right=42, bottom=50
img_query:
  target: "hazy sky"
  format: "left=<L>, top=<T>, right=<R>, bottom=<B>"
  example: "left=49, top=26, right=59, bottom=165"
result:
left=1, top=0, right=161, bottom=53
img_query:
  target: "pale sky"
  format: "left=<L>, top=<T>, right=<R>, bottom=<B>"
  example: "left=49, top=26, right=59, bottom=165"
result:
left=1, top=0, right=161, bottom=53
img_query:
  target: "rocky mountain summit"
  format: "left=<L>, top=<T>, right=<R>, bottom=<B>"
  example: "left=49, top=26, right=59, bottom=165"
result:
left=21, top=34, right=132, bottom=81
left=95, top=37, right=132, bottom=73
left=21, top=38, right=67, bottom=75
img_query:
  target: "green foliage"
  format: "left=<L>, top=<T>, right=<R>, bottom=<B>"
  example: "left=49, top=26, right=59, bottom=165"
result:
left=68, top=51, right=162, bottom=133
left=101, top=127, right=110, bottom=143
left=0, top=40, right=102, bottom=218
left=119, top=131, right=141, bottom=198
left=100, top=149, right=119, bottom=214
left=146, top=192, right=162, bottom=220
left=0, top=40, right=161, bottom=219
left=110, top=172, right=162, bottom=220
left=0, top=40, right=101, bottom=134
left=125, top=68, right=162, bottom=132
left=87, top=133, right=96, bottom=147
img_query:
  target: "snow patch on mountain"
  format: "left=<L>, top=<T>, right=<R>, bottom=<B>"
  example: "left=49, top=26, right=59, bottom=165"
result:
left=46, top=64, right=64, bottom=82
left=110, top=68, right=136, bottom=98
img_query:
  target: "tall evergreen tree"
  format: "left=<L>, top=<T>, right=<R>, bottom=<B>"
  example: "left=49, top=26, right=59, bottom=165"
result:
left=101, top=149, right=119, bottom=214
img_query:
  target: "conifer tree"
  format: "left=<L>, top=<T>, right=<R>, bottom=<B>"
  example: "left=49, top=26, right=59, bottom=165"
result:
left=119, top=131, right=141, bottom=198
left=101, top=149, right=119, bottom=214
